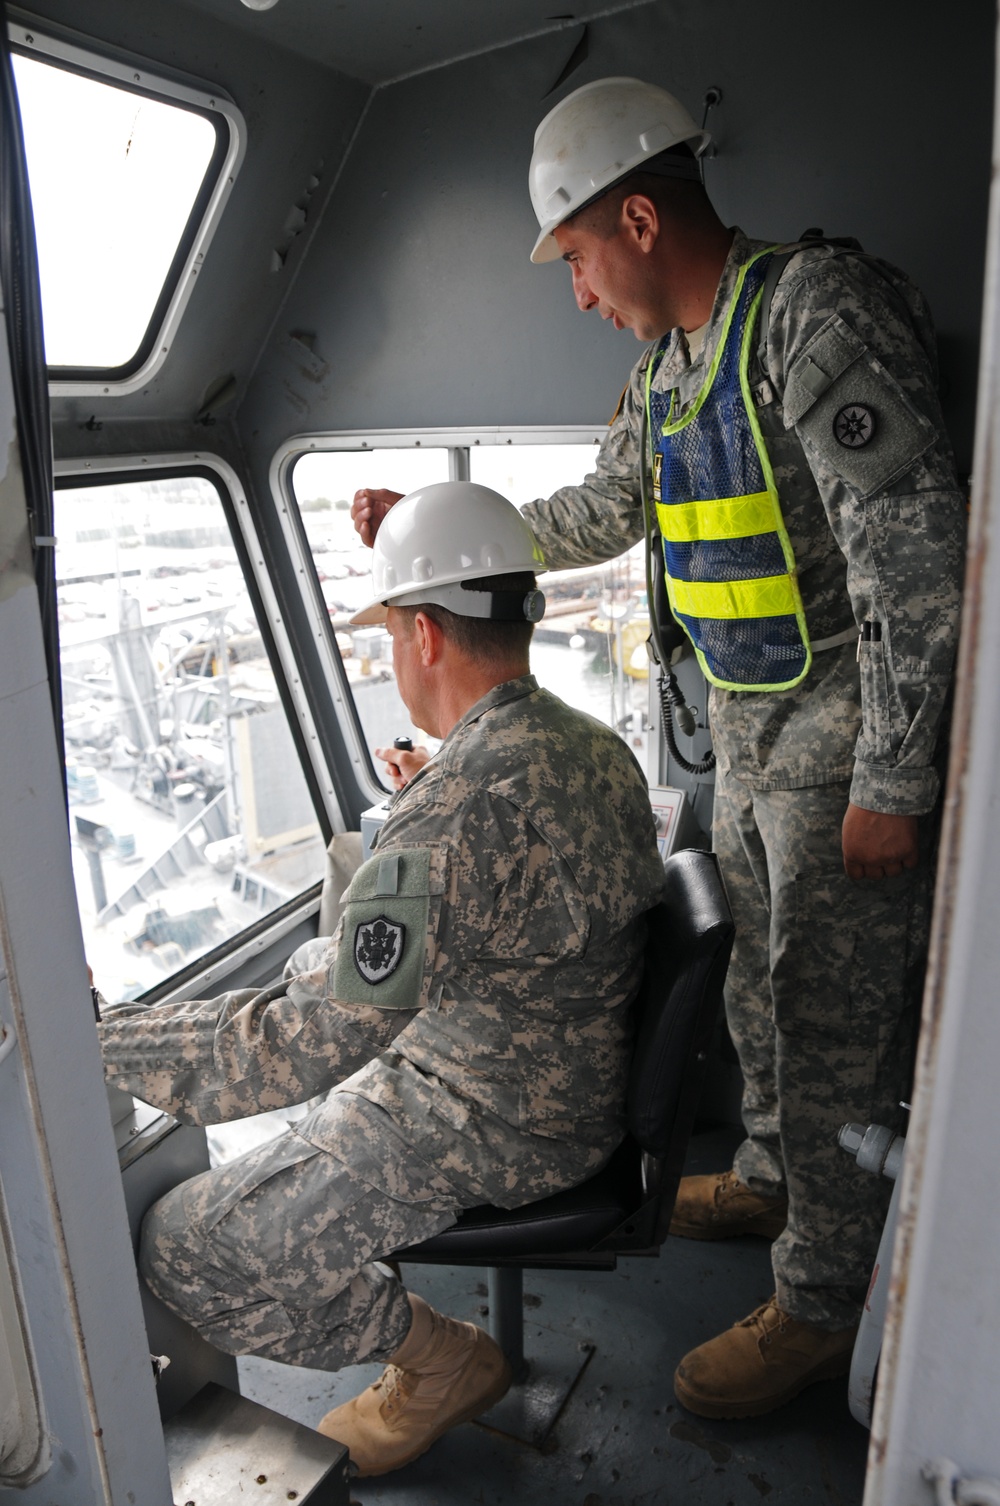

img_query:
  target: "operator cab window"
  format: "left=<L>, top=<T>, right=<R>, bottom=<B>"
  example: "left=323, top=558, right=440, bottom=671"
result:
left=56, top=471, right=326, bottom=1003
left=290, top=437, right=649, bottom=784
left=294, top=448, right=450, bottom=755
left=468, top=446, right=648, bottom=742
left=11, top=26, right=240, bottom=389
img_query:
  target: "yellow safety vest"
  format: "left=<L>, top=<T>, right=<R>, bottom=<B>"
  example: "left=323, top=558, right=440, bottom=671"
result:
left=645, top=248, right=811, bottom=692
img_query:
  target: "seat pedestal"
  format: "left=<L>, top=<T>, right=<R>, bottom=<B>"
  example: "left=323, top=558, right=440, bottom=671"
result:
left=476, top=1267, right=596, bottom=1448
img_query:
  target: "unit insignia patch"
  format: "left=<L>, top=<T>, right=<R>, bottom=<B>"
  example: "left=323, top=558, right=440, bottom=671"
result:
left=354, top=916, right=406, bottom=984
left=834, top=403, right=876, bottom=449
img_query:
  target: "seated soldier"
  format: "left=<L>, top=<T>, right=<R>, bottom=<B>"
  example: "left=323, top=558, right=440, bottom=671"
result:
left=96, top=481, right=665, bottom=1477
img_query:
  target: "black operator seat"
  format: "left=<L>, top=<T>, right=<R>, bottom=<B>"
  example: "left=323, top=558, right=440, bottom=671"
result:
left=394, top=846, right=735, bottom=1378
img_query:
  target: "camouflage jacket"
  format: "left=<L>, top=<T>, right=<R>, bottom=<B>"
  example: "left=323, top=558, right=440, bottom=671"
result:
left=99, top=677, right=665, bottom=1207
left=523, top=230, right=967, bottom=814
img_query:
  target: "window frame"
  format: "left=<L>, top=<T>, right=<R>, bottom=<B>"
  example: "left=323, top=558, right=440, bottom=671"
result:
left=272, top=425, right=607, bottom=806
left=53, top=451, right=343, bottom=1004
left=12, top=22, right=245, bottom=396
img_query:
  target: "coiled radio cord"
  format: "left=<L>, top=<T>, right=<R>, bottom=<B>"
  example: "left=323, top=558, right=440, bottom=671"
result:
left=640, top=396, right=716, bottom=777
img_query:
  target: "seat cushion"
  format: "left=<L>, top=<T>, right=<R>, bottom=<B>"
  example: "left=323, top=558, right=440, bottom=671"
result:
left=395, top=1141, right=642, bottom=1260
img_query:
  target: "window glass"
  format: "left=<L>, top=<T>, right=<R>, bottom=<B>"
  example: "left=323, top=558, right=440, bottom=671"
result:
left=293, top=449, right=450, bottom=755
left=470, top=446, right=650, bottom=772
left=469, top=444, right=598, bottom=510
left=13, top=53, right=218, bottom=369
left=291, top=441, right=650, bottom=783
left=57, top=474, right=325, bottom=1002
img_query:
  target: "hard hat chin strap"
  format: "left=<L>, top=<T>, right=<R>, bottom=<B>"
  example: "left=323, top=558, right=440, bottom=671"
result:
left=391, top=584, right=546, bottom=622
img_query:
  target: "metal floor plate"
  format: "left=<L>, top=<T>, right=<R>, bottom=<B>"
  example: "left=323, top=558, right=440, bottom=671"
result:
left=164, top=1382, right=350, bottom=1506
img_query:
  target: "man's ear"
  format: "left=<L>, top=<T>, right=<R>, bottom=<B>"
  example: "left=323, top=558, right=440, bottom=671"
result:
left=413, top=610, right=444, bottom=667
left=621, top=192, right=659, bottom=253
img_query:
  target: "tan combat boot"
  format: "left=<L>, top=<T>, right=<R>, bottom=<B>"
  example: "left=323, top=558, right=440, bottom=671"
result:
left=317, top=1293, right=512, bottom=1476
left=669, top=1169, right=787, bottom=1240
left=673, top=1296, right=858, bottom=1418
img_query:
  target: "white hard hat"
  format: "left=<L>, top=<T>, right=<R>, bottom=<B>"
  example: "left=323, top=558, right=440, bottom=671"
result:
left=528, top=76, right=710, bottom=264
left=351, top=481, right=547, bottom=626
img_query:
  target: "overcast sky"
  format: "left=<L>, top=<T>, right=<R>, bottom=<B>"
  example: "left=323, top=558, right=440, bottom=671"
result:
left=13, top=53, right=215, bottom=367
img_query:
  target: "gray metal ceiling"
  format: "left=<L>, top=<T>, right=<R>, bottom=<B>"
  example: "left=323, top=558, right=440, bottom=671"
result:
left=173, top=0, right=653, bottom=86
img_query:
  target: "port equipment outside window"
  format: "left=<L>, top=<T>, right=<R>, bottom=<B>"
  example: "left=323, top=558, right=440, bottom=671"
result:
left=11, top=29, right=238, bottom=386
left=293, top=447, right=450, bottom=756
left=56, top=473, right=326, bottom=1004
left=291, top=440, right=649, bottom=780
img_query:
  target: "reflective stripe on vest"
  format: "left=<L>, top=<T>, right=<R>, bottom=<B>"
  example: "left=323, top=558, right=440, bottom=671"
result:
left=645, top=248, right=812, bottom=693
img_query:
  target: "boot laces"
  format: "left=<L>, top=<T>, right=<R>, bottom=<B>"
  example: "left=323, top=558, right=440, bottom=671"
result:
left=375, top=1364, right=408, bottom=1417
left=714, top=1169, right=744, bottom=1207
left=739, top=1296, right=789, bottom=1349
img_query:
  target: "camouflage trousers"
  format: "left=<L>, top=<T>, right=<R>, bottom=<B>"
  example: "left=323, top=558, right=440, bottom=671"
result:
left=139, top=1095, right=462, bottom=1370
left=714, top=768, right=933, bottom=1330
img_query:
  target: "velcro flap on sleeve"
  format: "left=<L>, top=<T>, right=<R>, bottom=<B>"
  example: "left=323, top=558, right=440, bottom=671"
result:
left=782, top=315, right=936, bottom=498
left=332, top=847, right=433, bottom=1010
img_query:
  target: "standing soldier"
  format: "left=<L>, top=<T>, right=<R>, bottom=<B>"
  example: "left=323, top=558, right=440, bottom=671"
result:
left=353, top=77, right=967, bottom=1418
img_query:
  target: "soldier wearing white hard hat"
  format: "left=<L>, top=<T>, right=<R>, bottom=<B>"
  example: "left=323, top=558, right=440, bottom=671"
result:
left=521, top=72, right=966, bottom=1421
left=99, top=479, right=664, bottom=1478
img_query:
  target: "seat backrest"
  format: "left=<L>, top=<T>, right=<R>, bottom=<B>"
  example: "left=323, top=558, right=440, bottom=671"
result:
left=625, top=848, right=734, bottom=1241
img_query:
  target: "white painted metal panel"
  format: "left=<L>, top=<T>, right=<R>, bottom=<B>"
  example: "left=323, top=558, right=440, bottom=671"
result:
left=864, top=10, right=1000, bottom=1503
left=0, top=1151, right=47, bottom=1483
left=0, top=290, right=172, bottom=1499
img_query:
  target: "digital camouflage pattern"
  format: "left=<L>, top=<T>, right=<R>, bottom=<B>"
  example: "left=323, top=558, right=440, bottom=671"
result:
left=523, top=231, right=965, bottom=1326
left=100, top=674, right=664, bottom=1204
left=523, top=229, right=967, bottom=816
left=139, top=1094, right=460, bottom=1368
left=99, top=676, right=664, bottom=1364
left=714, top=768, right=931, bottom=1328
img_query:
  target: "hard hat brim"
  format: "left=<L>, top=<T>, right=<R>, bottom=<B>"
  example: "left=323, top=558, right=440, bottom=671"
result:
left=530, top=225, right=563, bottom=265
left=349, top=599, right=389, bottom=626
left=350, top=580, right=546, bottom=626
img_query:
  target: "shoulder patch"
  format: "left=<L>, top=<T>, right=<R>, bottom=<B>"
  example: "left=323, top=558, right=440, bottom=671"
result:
left=834, top=403, right=876, bottom=448
left=332, top=846, right=434, bottom=1010
left=354, top=915, right=406, bottom=984
left=782, top=314, right=935, bottom=497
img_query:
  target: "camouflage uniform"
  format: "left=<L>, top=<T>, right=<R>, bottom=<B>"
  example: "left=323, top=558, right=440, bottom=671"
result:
left=98, top=676, right=664, bottom=1367
left=523, top=231, right=966, bottom=1328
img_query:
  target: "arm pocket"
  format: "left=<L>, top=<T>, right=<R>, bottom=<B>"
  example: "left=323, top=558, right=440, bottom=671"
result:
left=857, top=636, right=893, bottom=763
left=332, top=848, right=434, bottom=1010
left=782, top=314, right=936, bottom=498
